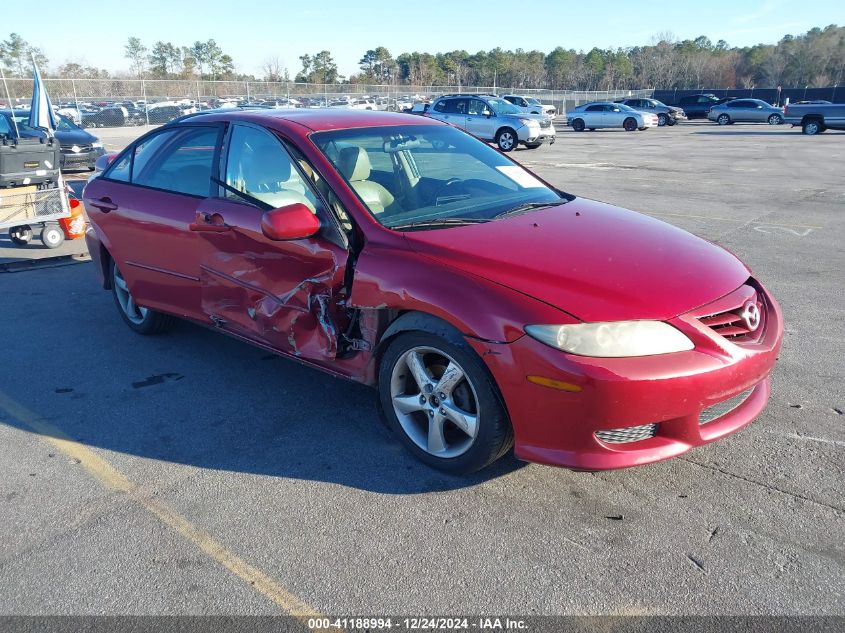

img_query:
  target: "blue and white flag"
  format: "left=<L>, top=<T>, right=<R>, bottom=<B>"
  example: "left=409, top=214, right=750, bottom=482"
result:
left=28, top=60, right=57, bottom=136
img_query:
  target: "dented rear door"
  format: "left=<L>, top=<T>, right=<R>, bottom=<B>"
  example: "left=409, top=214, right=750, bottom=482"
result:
left=193, top=196, right=348, bottom=360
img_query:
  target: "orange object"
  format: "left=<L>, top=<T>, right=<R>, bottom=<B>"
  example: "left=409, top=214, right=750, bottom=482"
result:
left=59, top=197, right=86, bottom=240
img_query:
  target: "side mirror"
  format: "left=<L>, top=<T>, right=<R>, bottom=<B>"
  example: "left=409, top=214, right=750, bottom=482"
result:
left=261, top=202, right=320, bottom=241
left=483, top=109, right=492, bottom=118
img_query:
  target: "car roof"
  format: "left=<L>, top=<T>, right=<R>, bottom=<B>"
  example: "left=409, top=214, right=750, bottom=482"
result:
left=173, top=108, right=442, bottom=132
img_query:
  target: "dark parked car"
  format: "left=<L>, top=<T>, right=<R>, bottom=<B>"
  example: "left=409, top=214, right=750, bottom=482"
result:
left=673, top=94, right=733, bottom=119
left=145, top=105, right=188, bottom=124
left=615, top=98, right=687, bottom=126
left=2, top=110, right=105, bottom=171
left=83, top=109, right=783, bottom=475
left=81, top=106, right=128, bottom=128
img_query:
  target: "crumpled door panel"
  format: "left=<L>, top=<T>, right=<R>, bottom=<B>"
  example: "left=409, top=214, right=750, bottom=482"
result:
left=195, top=199, right=347, bottom=360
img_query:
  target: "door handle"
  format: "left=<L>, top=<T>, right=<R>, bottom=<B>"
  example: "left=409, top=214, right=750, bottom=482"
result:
left=189, top=212, right=231, bottom=233
left=90, top=197, right=117, bottom=212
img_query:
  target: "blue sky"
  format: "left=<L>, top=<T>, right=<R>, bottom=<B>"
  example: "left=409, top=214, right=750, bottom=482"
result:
left=13, top=0, right=844, bottom=77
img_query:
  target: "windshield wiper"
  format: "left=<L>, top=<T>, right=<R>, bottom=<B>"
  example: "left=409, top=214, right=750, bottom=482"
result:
left=388, top=217, right=491, bottom=231
left=494, top=201, right=560, bottom=219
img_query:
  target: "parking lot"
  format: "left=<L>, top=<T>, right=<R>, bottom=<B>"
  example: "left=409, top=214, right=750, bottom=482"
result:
left=1, top=121, right=843, bottom=617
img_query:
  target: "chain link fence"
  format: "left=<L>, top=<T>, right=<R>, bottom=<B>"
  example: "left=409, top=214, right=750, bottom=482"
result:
left=0, top=77, right=654, bottom=127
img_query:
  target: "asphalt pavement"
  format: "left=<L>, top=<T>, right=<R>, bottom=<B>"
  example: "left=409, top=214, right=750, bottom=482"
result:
left=0, top=121, right=842, bottom=617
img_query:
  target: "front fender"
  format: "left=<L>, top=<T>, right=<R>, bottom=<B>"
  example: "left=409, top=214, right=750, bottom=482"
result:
left=349, top=244, right=575, bottom=343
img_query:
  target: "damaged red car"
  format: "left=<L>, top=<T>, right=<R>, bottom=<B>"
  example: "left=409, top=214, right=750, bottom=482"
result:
left=83, top=110, right=783, bottom=474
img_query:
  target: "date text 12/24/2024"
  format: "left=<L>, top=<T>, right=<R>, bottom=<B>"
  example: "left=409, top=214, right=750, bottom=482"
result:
left=308, top=617, right=528, bottom=630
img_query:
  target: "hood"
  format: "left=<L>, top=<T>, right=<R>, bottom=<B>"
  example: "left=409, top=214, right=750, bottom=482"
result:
left=402, top=198, right=750, bottom=322
left=55, top=128, right=98, bottom=145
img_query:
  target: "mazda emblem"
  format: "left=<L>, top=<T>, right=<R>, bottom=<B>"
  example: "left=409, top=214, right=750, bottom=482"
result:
left=740, top=301, right=761, bottom=332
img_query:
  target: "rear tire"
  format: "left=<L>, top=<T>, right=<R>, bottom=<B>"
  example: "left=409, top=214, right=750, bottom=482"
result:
left=572, top=118, right=585, bottom=132
left=110, top=259, right=177, bottom=335
left=378, top=330, right=513, bottom=474
left=802, top=119, right=823, bottom=135
left=8, top=225, right=33, bottom=246
left=495, top=128, right=518, bottom=152
left=623, top=117, right=637, bottom=131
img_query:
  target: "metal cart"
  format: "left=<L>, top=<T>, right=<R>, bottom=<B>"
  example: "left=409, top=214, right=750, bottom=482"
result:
left=1, top=183, right=71, bottom=249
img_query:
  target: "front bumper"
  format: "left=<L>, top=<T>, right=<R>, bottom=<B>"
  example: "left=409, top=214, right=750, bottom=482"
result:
left=521, top=123, right=556, bottom=144
left=61, top=147, right=105, bottom=170
left=467, top=281, right=783, bottom=470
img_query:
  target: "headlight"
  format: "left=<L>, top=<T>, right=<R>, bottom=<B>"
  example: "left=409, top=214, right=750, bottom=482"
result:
left=519, top=118, right=537, bottom=126
left=524, top=321, right=694, bottom=357
left=92, top=142, right=103, bottom=149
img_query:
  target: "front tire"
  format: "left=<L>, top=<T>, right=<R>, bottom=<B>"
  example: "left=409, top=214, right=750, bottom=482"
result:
left=572, top=118, right=585, bottom=132
left=768, top=114, right=783, bottom=125
left=717, top=113, right=731, bottom=125
left=524, top=142, right=542, bottom=149
left=110, top=260, right=176, bottom=335
left=657, top=113, right=668, bottom=126
left=623, top=117, right=637, bottom=131
left=495, top=128, right=517, bottom=152
left=41, top=224, right=65, bottom=249
left=378, top=331, right=513, bottom=474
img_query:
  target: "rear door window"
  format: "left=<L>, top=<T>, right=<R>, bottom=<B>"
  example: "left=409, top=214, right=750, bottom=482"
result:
left=445, top=99, right=468, bottom=114
left=133, top=127, right=220, bottom=197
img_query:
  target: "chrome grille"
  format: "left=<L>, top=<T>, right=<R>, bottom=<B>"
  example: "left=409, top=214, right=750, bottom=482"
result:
left=699, top=388, right=754, bottom=425
left=698, top=286, right=766, bottom=344
left=60, top=144, right=94, bottom=154
left=596, top=423, right=658, bottom=444
left=539, top=119, right=552, bottom=129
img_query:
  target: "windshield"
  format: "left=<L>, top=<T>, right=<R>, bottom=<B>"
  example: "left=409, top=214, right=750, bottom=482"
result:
left=312, top=124, right=563, bottom=230
left=526, top=98, right=541, bottom=105
left=487, top=98, right=522, bottom=115
left=616, top=103, right=637, bottom=112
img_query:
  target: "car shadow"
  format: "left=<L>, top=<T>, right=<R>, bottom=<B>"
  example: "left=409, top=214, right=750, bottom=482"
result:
left=3, top=315, right=527, bottom=495
left=692, top=130, right=801, bottom=136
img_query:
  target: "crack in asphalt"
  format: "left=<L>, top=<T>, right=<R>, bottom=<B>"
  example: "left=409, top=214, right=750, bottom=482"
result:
left=679, top=457, right=844, bottom=514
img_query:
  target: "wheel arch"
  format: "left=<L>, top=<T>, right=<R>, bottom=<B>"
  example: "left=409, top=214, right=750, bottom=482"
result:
left=801, top=114, right=824, bottom=125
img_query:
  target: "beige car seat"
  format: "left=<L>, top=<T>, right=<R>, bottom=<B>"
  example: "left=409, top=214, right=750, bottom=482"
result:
left=336, top=146, right=394, bottom=214
left=241, top=145, right=315, bottom=212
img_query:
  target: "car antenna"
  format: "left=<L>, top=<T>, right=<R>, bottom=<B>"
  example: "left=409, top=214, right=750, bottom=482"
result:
left=0, top=68, right=21, bottom=141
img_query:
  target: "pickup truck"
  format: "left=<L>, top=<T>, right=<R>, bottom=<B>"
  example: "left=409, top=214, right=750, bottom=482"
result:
left=783, top=102, right=845, bottom=135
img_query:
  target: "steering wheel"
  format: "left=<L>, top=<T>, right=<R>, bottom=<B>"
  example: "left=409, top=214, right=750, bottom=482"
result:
left=434, top=177, right=466, bottom=199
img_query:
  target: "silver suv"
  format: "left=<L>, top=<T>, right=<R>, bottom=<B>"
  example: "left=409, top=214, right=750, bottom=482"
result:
left=426, top=94, right=555, bottom=151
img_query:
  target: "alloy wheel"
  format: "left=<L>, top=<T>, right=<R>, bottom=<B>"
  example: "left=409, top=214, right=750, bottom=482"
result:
left=112, top=265, right=148, bottom=325
left=498, top=131, right=515, bottom=151
left=389, top=346, right=480, bottom=458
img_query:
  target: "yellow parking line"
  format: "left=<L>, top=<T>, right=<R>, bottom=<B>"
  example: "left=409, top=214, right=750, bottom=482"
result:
left=0, top=391, right=320, bottom=618
left=643, top=211, right=822, bottom=229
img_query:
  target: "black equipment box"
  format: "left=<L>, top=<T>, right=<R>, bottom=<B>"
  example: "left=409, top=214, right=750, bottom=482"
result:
left=0, top=136, right=62, bottom=188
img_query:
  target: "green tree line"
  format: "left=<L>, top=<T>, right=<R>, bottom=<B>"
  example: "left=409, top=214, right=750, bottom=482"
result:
left=1, top=26, right=842, bottom=88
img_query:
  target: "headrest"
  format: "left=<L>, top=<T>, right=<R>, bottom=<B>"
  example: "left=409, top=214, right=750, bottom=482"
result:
left=337, top=146, right=371, bottom=182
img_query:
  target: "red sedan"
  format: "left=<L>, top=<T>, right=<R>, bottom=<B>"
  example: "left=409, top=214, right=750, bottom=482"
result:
left=83, top=109, right=782, bottom=474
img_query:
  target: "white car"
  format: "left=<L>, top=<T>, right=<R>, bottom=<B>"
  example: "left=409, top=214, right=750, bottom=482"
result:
left=349, top=98, right=377, bottom=110
left=502, top=94, right=557, bottom=117
left=567, top=102, right=658, bottom=131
